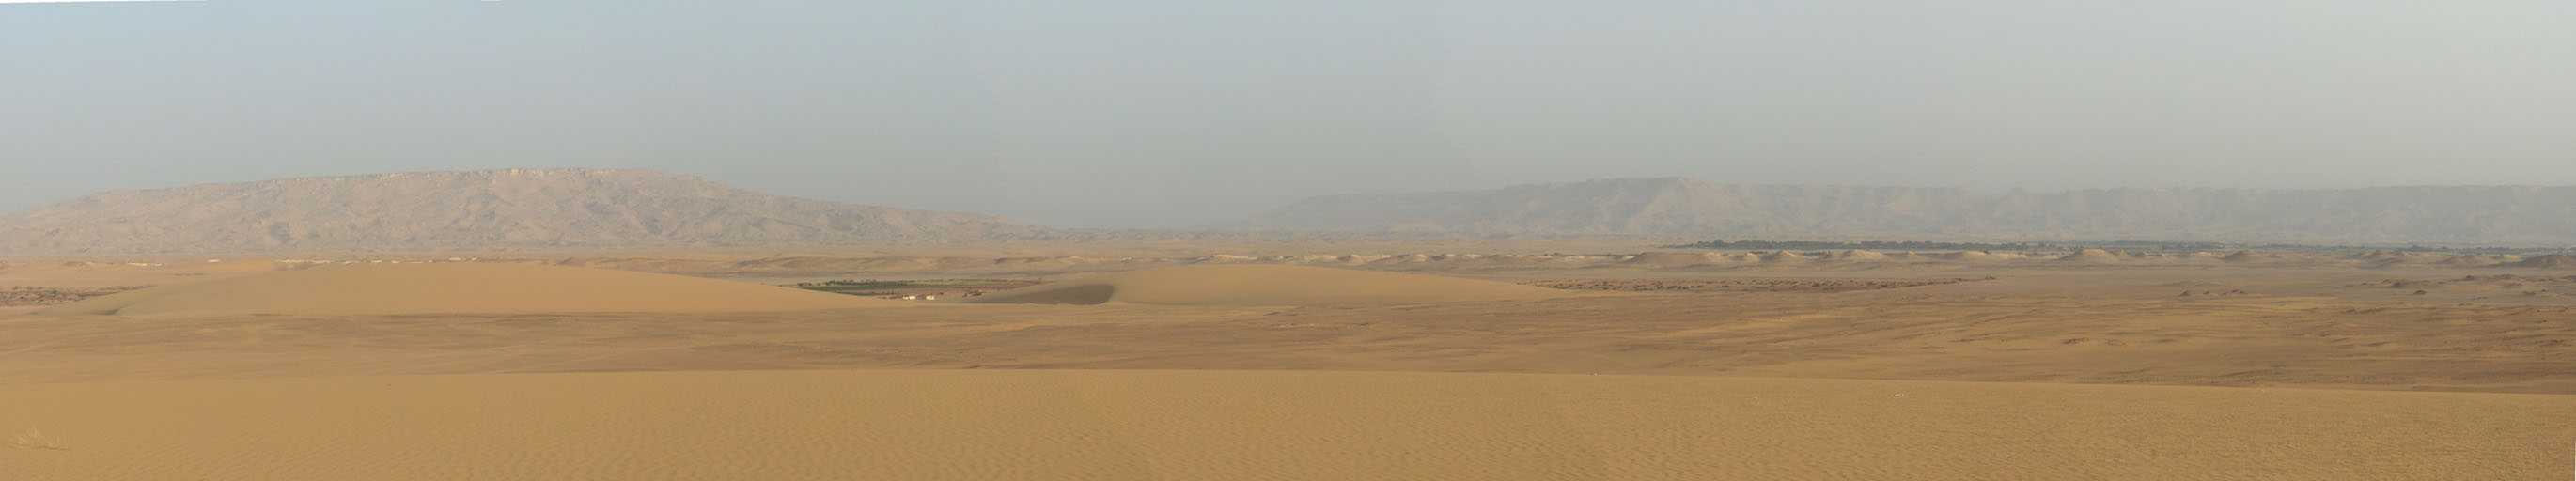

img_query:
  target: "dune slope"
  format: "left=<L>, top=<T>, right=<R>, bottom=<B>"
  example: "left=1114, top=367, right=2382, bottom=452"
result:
left=968, top=264, right=1569, bottom=305
left=0, top=369, right=2568, bottom=481
left=37, top=263, right=887, bottom=316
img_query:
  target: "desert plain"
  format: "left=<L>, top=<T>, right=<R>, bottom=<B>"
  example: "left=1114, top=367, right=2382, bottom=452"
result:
left=2, top=244, right=2572, bottom=480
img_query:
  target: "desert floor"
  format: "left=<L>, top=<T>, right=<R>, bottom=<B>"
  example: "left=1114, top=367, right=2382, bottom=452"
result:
left=2, top=249, right=2571, bottom=479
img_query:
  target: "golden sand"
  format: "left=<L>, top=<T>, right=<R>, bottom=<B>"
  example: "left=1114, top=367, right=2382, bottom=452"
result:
left=0, top=369, right=2567, bottom=480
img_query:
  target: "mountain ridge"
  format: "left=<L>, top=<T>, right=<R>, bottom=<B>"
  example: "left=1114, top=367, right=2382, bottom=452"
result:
left=1245, top=178, right=2576, bottom=245
left=0, top=168, right=1051, bottom=254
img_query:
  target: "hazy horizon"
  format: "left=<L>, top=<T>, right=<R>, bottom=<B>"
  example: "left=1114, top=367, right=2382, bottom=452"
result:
left=6, top=1, right=2572, bottom=228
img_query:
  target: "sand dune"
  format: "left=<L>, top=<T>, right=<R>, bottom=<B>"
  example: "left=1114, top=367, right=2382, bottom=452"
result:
left=38, top=263, right=887, bottom=316
left=8, top=249, right=2576, bottom=479
left=1831, top=249, right=1890, bottom=261
left=1931, top=251, right=2010, bottom=262
left=0, top=369, right=2567, bottom=481
left=968, top=264, right=1569, bottom=305
left=2059, top=248, right=2123, bottom=263
left=1620, top=251, right=1731, bottom=267
left=1759, top=250, right=1809, bottom=263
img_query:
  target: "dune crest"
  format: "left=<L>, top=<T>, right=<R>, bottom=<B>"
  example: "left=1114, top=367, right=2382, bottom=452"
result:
left=39, top=263, right=889, bottom=316
left=1831, top=249, right=1890, bottom=261
left=2058, top=248, right=2122, bottom=263
left=1621, top=252, right=1733, bottom=268
left=967, top=264, right=1569, bottom=306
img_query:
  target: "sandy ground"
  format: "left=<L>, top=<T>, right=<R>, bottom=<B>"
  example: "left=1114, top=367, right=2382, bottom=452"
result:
left=3, top=369, right=2570, bottom=481
left=2, top=252, right=2572, bottom=479
left=9, top=263, right=2567, bottom=393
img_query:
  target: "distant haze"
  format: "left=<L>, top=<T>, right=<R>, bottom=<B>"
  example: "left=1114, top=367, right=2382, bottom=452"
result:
left=4, top=1, right=2572, bottom=228
left=0, top=169, right=1046, bottom=254
left=1248, top=178, right=2576, bottom=245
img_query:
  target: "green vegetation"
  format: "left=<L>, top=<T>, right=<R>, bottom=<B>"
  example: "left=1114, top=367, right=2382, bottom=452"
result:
left=788, top=279, right=1039, bottom=297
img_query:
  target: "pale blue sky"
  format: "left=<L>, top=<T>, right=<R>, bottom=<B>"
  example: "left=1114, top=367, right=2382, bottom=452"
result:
left=4, top=1, right=2570, bottom=227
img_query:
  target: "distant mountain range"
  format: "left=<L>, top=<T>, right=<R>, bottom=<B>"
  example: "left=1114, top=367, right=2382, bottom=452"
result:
left=0, top=169, right=1051, bottom=254
left=1243, top=178, right=2576, bottom=245
left=8, top=172, right=2572, bottom=255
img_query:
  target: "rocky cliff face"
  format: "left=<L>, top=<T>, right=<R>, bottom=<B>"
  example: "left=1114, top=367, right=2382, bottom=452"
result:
left=0, top=169, right=1051, bottom=254
left=1247, top=178, right=2576, bottom=244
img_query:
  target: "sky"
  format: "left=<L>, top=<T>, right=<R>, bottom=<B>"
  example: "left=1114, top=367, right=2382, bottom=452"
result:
left=3, top=1, right=2570, bottom=228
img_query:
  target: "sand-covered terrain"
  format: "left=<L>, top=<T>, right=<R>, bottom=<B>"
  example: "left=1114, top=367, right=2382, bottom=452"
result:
left=3, top=252, right=2573, bottom=479
left=3, top=369, right=2570, bottom=481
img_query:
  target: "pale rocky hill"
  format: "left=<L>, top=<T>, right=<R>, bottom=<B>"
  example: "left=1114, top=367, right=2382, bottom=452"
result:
left=0, top=169, right=1050, bottom=254
left=1246, top=178, right=2576, bottom=245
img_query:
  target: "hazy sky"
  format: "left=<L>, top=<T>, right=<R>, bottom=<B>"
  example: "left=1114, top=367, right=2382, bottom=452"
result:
left=4, top=1, right=2570, bottom=227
